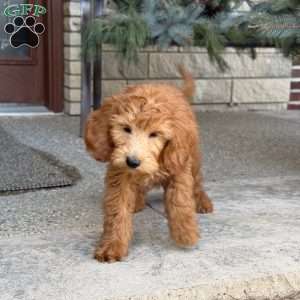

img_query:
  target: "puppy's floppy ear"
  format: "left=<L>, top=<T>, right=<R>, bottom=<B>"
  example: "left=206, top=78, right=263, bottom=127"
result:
left=161, top=122, right=191, bottom=175
left=84, top=100, right=114, bottom=162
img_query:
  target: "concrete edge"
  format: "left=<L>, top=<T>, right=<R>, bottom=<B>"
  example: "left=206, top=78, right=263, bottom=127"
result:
left=205, top=175, right=300, bottom=187
left=114, top=272, right=300, bottom=300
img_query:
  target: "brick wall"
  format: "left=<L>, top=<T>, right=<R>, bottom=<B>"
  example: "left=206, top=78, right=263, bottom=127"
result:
left=64, top=1, right=81, bottom=115
left=288, top=56, right=300, bottom=110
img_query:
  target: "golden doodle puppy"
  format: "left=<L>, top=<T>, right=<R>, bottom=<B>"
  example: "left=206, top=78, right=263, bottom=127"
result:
left=85, top=66, right=213, bottom=262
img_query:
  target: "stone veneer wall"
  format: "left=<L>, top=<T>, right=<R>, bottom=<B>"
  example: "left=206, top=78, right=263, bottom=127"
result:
left=63, top=2, right=292, bottom=115
left=101, top=46, right=292, bottom=111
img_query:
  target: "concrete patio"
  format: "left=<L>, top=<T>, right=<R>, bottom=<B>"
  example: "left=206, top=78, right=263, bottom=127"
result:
left=0, top=111, right=300, bottom=300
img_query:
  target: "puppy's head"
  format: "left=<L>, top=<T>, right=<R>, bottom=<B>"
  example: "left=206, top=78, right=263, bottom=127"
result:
left=85, top=86, right=193, bottom=176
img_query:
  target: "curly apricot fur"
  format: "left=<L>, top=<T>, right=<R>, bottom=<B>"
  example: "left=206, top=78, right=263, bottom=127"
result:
left=85, top=67, right=213, bottom=262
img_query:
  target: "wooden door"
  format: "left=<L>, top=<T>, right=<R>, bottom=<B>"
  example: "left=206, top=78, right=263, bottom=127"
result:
left=0, top=0, right=64, bottom=111
left=0, top=0, right=47, bottom=105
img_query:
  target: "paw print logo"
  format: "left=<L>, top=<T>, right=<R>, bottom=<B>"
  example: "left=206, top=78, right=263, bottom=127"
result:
left=4, top=16, right=45, bottom=48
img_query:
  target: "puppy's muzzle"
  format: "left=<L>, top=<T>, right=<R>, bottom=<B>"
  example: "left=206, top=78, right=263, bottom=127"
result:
left=126, top=156, right=141, bottom=169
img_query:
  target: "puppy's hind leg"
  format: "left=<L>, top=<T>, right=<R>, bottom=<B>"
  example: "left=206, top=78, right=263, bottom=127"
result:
left=194, top=172, right=213, bottom=214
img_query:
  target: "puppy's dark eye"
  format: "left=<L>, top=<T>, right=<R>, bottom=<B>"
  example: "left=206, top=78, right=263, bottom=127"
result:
left=123, top=126, right=132, bottom=133
left=149, top=132, right=158, bottom=138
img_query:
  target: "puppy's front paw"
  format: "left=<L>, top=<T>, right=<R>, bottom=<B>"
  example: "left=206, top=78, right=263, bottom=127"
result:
left=173, top=230, right=200, bottom=248
left=170, top=220, right=200, bottom=248
left=196, top=192, right=214, bottom=214
left=94, top=241, right=128, bottom=263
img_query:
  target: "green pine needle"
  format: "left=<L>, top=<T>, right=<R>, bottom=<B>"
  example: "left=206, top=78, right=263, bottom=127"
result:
left=82, top=7, right=149, bottom=63
left=82, top=0, right=300, bottom=71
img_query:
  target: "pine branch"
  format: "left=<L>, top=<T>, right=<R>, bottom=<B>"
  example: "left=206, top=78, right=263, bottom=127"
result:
left=194, top=17, right=229, bottom=71
left=142, top=0, right=204, bottom=48
left=82, top=7, right=149, bottom=63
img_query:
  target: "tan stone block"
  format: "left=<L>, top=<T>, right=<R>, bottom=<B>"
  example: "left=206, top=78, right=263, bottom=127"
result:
left=64, top=101, right=81, bottom=115
left=142, top=46, right=159, bottom=52
left=102, top=80, right=127, bottom=98
left=233, top=79, right=290, bottom=103
left=128, top=79, right=231, bottom=103
left=64, top=87, right=81, bottom=102
left=151, top=46, right=277, bottom=54
left=194, top=80, right=231, bottom=103
left=293, top=55, right=300, bottom=65
left=64, top=47, right=81, bottom=60
left=160, top=46, right=179, bottom=52
left=64, top=17, right=81, bottom=32
left=253, top=48, right=278, bottom=54
left=102, top=52, right=148, bottom=79
left=64, top=74, right=81, bottom=88
left=225, top=53, right=292, bottom=77
left=149, top=52, right=224, bottom=78
left=178, top=46, right=207, bottom=53
left=178, top=47, right=237, bottom=53
left=149, top=51, right=292, bottom=78
left=65, top=61, right=81, bottom=74
left=132, top=46, right=179, bottom=52
left=64, top=2, right=81, bottom=16
left=127, top=79, right=181, bottom=87
left=64, top=32, right=81, bottom=46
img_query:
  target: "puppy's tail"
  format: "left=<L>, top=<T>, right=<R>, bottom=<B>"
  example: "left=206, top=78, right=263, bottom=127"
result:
left=178, top=65, right=195, bottom=100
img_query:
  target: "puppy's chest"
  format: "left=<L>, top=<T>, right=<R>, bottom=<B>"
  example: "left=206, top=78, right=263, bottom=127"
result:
left=136, top=170, right=169, bottom=190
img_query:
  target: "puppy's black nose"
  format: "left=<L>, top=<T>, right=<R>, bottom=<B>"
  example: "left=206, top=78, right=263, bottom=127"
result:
left=126, top=156, right=140, bottom=169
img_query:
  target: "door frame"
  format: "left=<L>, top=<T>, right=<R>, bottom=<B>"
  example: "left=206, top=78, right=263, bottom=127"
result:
left=45, top=0, right=64, bottom=112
